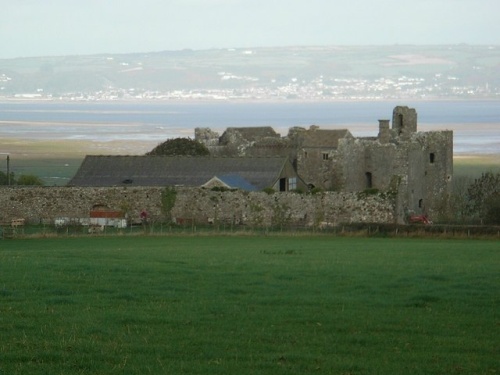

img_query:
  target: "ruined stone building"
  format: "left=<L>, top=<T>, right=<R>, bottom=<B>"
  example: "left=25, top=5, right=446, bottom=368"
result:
left=1, top=105, right=452, bottom=227
left=195, top=106, right=453, bottom=219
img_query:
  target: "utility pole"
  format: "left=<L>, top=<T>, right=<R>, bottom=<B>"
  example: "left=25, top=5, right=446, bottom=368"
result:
left=7, top=155, right=10, bottom=186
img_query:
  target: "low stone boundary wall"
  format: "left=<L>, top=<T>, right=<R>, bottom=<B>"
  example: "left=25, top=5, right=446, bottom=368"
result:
left=0, top=186, right=395, bottom=227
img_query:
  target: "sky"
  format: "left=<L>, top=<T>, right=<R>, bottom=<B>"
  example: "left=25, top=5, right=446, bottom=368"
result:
left=1, top=0, right=499, bottom=59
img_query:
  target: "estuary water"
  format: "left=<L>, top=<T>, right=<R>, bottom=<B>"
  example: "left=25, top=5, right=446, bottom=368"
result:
left=0, top=100, right=499, bottom=154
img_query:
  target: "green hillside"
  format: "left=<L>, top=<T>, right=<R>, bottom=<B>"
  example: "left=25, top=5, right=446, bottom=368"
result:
left=1, top=45, right=498, bottom=100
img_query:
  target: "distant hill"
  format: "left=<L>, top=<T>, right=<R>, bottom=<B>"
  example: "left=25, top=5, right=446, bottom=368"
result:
left=1, top=45, right=499, bottom=100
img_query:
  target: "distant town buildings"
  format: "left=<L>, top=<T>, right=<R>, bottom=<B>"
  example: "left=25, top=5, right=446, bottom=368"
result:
left=1, top=45, right=498, bottom=101
left=1, top=72, right=496, bottom=101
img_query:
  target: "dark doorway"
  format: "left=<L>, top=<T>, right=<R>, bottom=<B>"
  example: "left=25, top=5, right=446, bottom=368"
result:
left=279, top=178, right=287, bottom=191
left=365, top=172, right=373, bottom=188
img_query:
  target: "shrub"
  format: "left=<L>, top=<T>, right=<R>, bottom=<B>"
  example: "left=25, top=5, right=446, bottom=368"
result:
left=161, top=186, right=177, bottom=221
left=146, top=138, right=210, bottom=156
left=310, top=187, right=323, bottom=195
left=262, top=187, right=275, bottom=195
left=466, top=172, right=500, bottom=223
left=484, top=193, right=500, bottom=225
left=16, top=174, right=44, bottom=186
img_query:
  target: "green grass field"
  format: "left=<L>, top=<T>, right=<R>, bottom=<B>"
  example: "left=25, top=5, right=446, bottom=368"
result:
left=0, top=236, right=498, bottom=374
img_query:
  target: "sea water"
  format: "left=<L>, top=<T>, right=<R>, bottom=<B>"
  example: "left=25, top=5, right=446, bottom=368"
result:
left=0, top=100, right=499, bottom=154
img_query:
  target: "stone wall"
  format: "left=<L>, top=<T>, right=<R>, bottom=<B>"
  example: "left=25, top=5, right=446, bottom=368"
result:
left=0, top=186, right=395, bottom=226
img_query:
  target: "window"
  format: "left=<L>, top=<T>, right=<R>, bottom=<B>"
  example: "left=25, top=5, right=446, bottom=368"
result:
left=418, top=199, right=423, bottom=208
left=398, top=114, right=404, bottom=135
left=429, top=153, right=435, bottom=163
left=288, top=177, right=297, bottom=190
left=322, top=152, right=329, bottom=160
left=304, top=151, right=308, bottom=159
left=365, top=172, right=373, bottom=189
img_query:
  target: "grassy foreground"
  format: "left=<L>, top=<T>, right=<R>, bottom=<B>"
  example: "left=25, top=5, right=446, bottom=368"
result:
left=0, top=236, right=498, bottom=374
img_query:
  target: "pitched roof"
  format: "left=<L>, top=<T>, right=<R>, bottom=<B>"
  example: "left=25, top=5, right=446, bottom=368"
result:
left=227, top=126, right=279, bottom=138
left=300, top=129, right=352, bottom=148
left=68, top=155, right=290, bottom=190
left=219, top=127, right=280, bottom=144
left=216, top=174, right=259, bottom=191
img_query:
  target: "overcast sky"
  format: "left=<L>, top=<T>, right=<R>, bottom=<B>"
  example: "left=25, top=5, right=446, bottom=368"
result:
left=1, top=0, right=498, bottom=59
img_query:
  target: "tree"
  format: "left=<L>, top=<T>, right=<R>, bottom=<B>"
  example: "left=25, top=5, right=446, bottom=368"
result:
left=0, top=171, right=15, bottom=185
left=146, top=138, right=210, bottom=156
left=16, top=174, right=44, bottom=186
left=483, top=193, right=500, bottom=225
left=466, top=172, right=500, bottom=224
left=445, top=175, right=474, bottom=223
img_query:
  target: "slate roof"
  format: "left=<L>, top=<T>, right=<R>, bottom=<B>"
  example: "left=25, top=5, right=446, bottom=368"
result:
left=215, top=174, right=259, bottom=191
left=68, top=155, right=291, bottom=190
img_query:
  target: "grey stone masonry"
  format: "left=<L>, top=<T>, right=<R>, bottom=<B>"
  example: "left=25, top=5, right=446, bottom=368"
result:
left=0, top=186, right=395, bottom=227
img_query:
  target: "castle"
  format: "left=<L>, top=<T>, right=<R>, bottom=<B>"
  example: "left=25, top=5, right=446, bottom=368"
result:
left=1, top=106, right=453, bottom=227
left=195, top=106, right=453, bottom=219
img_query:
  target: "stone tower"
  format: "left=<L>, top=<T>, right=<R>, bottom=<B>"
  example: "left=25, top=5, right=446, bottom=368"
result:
left=392, top=106, right=417, bottom=139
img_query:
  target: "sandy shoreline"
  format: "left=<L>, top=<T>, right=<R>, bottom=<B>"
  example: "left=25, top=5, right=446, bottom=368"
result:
left=0, top=139, right=157, bottom=159
left=1, top=121, right=498, bottom=156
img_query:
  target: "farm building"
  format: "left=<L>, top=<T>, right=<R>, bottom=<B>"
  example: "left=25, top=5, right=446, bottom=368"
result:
left=68, top=155, right=307, bottom=192
left=55, top=204, right=127, bottom=229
